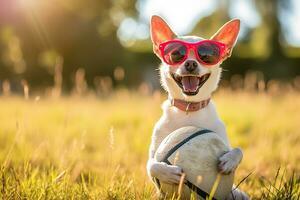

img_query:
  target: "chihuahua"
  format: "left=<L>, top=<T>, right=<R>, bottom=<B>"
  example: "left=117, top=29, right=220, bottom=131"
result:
left=147, top=16, right=249, bottom=200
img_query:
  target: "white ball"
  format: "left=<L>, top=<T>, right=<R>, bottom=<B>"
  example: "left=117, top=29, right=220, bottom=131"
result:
left=154, top=126, right=234, bottom=200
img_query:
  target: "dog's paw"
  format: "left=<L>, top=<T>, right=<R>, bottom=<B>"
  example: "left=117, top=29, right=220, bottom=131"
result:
left=149, top=162, right=184, bottom=184
left=218, top=148, right=243, bottom=174
left=226, top=188, right=250, bottom=200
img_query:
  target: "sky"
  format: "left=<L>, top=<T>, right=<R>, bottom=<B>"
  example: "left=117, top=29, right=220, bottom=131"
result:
left=279, top=0, right=300, bottom=46
left=118, top=0, right=300, bottom=47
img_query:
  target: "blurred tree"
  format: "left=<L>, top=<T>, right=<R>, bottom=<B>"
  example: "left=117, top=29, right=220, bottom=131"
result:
left=252, top=0, right=300, bottom=79
left=0, top=0, right=139, bottom=91
left=191, top=0, right=230, bottom=39
left=191, top=0, right=299, bottom=81
left=0, top=0, right=299, bottom=93
left=255, top=0, right=285, bottom=58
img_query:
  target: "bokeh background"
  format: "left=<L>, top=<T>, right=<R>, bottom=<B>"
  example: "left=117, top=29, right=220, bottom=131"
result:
left=0, top=1, right=300, bottom=199
left=0, top=0, right=300, bottom=96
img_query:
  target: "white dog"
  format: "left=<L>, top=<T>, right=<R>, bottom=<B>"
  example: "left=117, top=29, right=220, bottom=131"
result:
left=147, top=15, right=249, bottom=200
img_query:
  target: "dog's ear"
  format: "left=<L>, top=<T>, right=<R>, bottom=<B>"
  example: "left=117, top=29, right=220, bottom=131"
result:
left=150, top=15, right=176, bottom=55
left=211, top=19, right=240, bottom=58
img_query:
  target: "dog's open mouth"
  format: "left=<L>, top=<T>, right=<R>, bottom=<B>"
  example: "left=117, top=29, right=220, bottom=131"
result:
left=171, top=73, right=211, bottom=96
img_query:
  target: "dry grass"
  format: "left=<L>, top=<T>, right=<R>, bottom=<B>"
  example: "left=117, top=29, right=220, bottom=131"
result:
left=0, top=89, right=299, bottom=199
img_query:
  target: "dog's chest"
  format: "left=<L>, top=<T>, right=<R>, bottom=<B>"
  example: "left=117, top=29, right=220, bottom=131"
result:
left=153, top=101, right=228, bottom=151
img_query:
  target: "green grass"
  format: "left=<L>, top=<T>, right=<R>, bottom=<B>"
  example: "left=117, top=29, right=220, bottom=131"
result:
left=0, top=90, right=299, bottom=199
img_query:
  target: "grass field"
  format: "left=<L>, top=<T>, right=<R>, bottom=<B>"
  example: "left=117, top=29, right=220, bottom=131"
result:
left=0, top=89, right=299, bottom=199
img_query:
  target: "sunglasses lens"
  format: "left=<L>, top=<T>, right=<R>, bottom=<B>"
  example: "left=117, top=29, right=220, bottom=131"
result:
left=163, top=42, right=187, bottom=64
left=197, top=42, right=220, bottom=65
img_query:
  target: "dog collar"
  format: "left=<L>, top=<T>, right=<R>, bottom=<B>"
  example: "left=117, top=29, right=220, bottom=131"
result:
left=170, top=98, right=210, bottom=114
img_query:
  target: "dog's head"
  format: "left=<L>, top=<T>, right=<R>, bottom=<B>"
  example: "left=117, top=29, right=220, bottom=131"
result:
left=150, top=15, right=240, bottom=101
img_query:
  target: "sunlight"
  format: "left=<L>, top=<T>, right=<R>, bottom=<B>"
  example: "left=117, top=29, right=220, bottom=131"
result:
left=138, top=0, right=217, bottom=35
left=17, top=0, right=52, bottom=49
left=18, top=0, right=39, bottom=8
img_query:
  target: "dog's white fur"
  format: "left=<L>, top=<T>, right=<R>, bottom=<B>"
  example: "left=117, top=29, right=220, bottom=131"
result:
left=147, top=16, right=249, bottom=200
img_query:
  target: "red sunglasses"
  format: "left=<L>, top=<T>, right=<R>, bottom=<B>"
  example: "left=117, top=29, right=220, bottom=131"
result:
left=159, top=40, right=226, bottom=66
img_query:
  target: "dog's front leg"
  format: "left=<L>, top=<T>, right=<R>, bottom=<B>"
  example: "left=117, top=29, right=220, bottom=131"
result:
left=218, top=147, right=243, bottom=174
left=147, top=159, right=183, bottom=185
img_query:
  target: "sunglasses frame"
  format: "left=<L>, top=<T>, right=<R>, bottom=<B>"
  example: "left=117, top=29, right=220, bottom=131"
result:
left=158, top=39, right=227, bottom=66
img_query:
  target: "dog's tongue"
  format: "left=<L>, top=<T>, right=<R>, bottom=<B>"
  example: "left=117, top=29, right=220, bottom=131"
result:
left=181, top=76, right=199, bottom=92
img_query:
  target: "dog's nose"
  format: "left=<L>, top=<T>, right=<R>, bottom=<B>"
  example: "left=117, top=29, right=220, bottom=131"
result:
left=184, top=60, right=198, bottom=72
